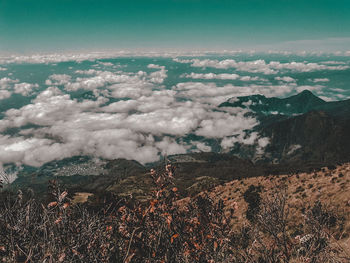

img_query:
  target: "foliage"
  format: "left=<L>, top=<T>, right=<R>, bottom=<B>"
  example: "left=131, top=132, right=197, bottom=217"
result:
left=0, top=165, right=349, bottom=262
left=243, top=184, right=262, bottom=223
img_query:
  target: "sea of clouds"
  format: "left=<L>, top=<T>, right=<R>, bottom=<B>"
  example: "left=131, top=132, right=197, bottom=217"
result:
left=0, top=52, right=349, bottom=173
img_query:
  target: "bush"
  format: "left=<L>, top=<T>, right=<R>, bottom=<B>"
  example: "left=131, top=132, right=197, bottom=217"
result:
left=0, top=168, right=348, bottom=262
left=243, top=185, right=262, bottom=223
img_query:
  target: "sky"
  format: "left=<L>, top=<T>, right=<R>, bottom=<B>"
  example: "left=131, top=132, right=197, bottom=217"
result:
left=1, top=0, right=350, bottom=176
left=1, top=0, right=350, bottom=54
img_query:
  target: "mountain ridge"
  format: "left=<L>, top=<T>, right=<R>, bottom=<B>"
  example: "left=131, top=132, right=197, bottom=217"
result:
left=219, top=89, right=350, bottom=118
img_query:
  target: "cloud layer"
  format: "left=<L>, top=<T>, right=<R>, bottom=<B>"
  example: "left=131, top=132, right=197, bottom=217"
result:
left=0, top=54, right=349, bottom=167
left=174, top=58, right=349, bottom=74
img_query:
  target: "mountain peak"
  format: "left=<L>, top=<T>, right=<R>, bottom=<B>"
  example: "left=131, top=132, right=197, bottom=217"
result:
left=296, top=89, right=318, bottom=98
left=287, top=90, right=325, bottom=104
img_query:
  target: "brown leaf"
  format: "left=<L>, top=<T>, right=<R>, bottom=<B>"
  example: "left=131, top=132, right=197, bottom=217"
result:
left=118, top=206, right=126, bottom=213
left=193, top=242, right=201, bottom=250
left=171, top=233, right=179, bottom=243
left=47, top=201, right=58, bottom=208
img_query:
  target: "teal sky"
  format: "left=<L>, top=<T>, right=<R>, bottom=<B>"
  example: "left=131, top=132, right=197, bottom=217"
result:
left=1, top=0, right=350, bottom=54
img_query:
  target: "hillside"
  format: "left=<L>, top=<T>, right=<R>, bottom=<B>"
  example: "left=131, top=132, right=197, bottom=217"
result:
left=221, top=91, right=350, bottom=164
left=193, top=162, right=350, bottom=253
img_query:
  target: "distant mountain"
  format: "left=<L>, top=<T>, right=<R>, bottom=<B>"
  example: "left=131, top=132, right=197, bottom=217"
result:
left=220, top=90, right=350, bottom=164
left=219, top=90, right=327, bottom=116
left=6, top=91, right=350, bottom=201
left=220, top=90, right=350, bottom=119
left=260, top=110, right=350, bottom=164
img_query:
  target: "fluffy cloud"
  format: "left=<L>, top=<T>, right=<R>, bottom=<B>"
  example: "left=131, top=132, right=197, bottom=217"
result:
left=0, top=78, right=22, bottom=99
left=98, top=62, right=114, bottom=67
left=275, top=76, right=296, bottom=82
left=183, top=72, right=266, bottom=82
left=4, top=55, right=343, bottom=167
left=311, top=78, right=330, bottom=83
left=175, top=58, right=277, bottom=74
left=195, top=112, right=257, bottom=138
left=14, top=83, right=39, bottom=96
left=175, top=82, right=298, bottom=104
left=0, top=90, right=11, bottom=100
left=0, top=77, right=262, bottom=166
left=155, top=137, right=187, bottom=156
left=62, top=68, right=167, bottom=95
left=0, top=51, right=205, bottom=64
left=0, top=77, right=19, bottom=88
left=191, top=141, right=212, bottom=152
left=184, top=72, right=240, bottom=80
left=148, top=64, right=168, bottom=84
left=45, top=74, right=72, bottom=86
left=174, top=58, right=349, bottom=74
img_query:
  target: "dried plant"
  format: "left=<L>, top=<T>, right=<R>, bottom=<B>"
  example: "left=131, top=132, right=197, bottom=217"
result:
left=0, top=166, right=348, bottom=262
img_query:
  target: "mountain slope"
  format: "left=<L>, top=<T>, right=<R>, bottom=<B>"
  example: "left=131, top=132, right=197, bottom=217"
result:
left=220, top=91, right=350, bottom=164
left=260, top=110, right=350, bottom=164
left=220, top=90, right=350, bottom=119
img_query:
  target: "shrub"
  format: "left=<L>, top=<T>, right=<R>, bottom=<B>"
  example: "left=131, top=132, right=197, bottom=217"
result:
left=243, top=185, right=262, bottom=223
left=0, top=168, right=348, bottom=262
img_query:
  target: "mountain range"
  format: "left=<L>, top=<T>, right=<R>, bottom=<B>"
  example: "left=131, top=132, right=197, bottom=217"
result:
left=5, top=90, right=350, bottom=201
left=221, top=90, right=350, bottom=164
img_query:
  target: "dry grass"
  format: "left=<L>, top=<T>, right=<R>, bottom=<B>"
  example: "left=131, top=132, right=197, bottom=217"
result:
left=198, top=163, right=350, bottom=256
left=71, top=192, right=94, bottom=204
left=1, top=163, right=349, bottom=262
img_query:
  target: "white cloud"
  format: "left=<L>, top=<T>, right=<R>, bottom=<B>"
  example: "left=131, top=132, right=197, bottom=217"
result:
left=184, top=72, right=240, bottom=80
left=174, top=58, right=349, bottom=74
left=75, top=69, right=101, bottom=75
left=0, top=90, right=11, bottom=100
left=0, top=76, right=265, bottom=166
left=175, top=82, right=298, bottom=104
left=0, top=77, right=19, bottom=88
left=275, top=76, right=296, bottom=82
left=155, top=137, right=187, bottom=156
left=1, top=50, right=350, bottom=65
left=147, top=64, right=164, bottom=69
left=64, top=70, right=155, bottom=94
left=257, top=137, right=270, bottom=154
left=311, top=78, right=330, bottom=83
left=0, top=51, right=209, bottom=64
left=148, top=64, right=168, bottom=84
left=191, top=141, right=212, bottom=152
left=184, top=72, right=266, bottom=82
left=2, top=55, right=338, bottom=167
left=321, top=61, right=346, bottom=65
left=195, top=112, right=257, bottom=138
left=14, top=83, right=39, bottom=96
left=45, top=74, right=72, bottom=86
left=287, top=144, right=302, bottom=155
left=98, top=61, right=114, bottom=67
